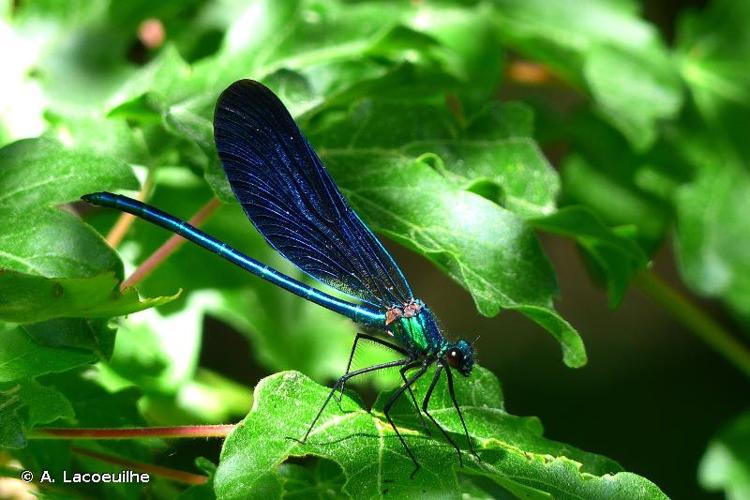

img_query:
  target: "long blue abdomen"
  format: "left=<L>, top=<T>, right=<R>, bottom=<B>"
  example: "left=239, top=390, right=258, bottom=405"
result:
left=82, top=192, right=386, bottom=328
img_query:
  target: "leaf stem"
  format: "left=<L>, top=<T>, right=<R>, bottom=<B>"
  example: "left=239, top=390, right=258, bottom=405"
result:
left=70, top=445, right=208, bottom=486
left=19, top=424, right=232, bottom=485
left=29, top=424, right=236, bottom=440
left=121, top=197, right=221, bottom=290
left=106, top=170, right=156, bottom=248
left=635, top=271, right=750, bottom=378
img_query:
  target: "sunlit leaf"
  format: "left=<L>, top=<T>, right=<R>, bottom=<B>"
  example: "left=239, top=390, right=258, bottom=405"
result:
left=215, top=369, right=666, bottom=499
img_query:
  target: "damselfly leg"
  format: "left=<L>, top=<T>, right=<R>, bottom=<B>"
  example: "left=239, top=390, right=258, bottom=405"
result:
left=291, top=358, right=411, bottom=445
left=443, top=360, right=481, bottom=462
left=382, top=360, right=431, bottom=478
left=335, top=333, right=430, bottom=433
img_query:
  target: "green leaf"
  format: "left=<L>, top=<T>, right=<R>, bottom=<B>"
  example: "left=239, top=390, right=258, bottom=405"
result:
left=45, top=113, right=149, bottom=165
left=324, top=151, right=583, bottom=366
left=584, top=44, right=683, bottom=151
left=18, top=378, right=75, bottom=428
left=669, top=0, right=750, bottom=329
left=676, top=0, right=750, bottom=163
left=0, top=378, right=75, bottom=449
left=304, top=97, right=585, bottom=366
left=465, top=101, right=535, bottom=139
left=179, top=458, right=217, bottom=500
left=0, top=138, right=177, bottom=322
left=674, top=162, right=750, bottom=324
left=215, top=369, right=666, bottom=499
left=0, top=15, right=46, bottom=145
left=278, top=459, right=345, bottom=499
left=494, top=0, right=683, bottom=150
left=109, top=0, right=403, bottom=120
left=44, top=371, right=146, bottom=428
left=0, top=137, right=137, bottom=212
left=22, top=318, right=116, bottom=360
left=5, top=21, right=126, bottom=129
left=179, top=369, right=253, bottom=424
left=561, top=154, right=669, bottom=249
left=0, top=325, right=96, bottom=383
left=0, top=209, right=121, bottom=279
left=311, top=100, right=586, bottom=367
left=0, top=138, right=133, bottom=312
left=531, top=206, right=649, bottom=307
left=410, top=139, right=558, bottom=218
left=107, top=44, right=193, bottom=113
left=94, top=290, right=245, bottom=425
left=698, top=410, right=750, bottom=499
left=402, top=2, right=504, bottom=105
left=0, top=270, right=178, bottom=323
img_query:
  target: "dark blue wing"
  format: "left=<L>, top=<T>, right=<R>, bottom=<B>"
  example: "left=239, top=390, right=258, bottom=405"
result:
left=213, top=79, right=413, bottom=309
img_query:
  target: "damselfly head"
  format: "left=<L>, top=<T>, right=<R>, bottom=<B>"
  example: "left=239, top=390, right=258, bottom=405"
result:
left=444, top=339, right=474, bottom=376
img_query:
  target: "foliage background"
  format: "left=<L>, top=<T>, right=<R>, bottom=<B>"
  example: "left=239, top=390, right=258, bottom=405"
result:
left=1, top=0, right=749, bottom=498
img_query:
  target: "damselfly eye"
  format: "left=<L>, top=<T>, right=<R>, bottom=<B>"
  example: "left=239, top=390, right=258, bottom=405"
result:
left=446, top=348, right=465, bottom=369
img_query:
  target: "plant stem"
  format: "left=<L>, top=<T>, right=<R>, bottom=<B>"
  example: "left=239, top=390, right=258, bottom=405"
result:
left=121, top=197, right=221, bottom=290
left=635, top=271, right=750, bottom=378
left=70, top=446, right=208, bottom=486
left=106, top=171, right=156, bottom=248
left=27, top=425, right=234, bottom=484
left=29, top=424, right=236, bottom=440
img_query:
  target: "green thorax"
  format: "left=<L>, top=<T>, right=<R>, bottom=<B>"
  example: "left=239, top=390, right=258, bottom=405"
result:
left=386, top=300, right=446, bottom=355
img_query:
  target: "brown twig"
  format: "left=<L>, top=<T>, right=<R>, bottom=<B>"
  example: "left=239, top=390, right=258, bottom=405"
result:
left=106, top=172, right=156, bottom=248
left=120, top=197, right=221, bottom=291
left=25, top=425, right=236, bottom=486
left=30, top=425, right=236, bottom=440
left=70, top=446, right=209, bottom=486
